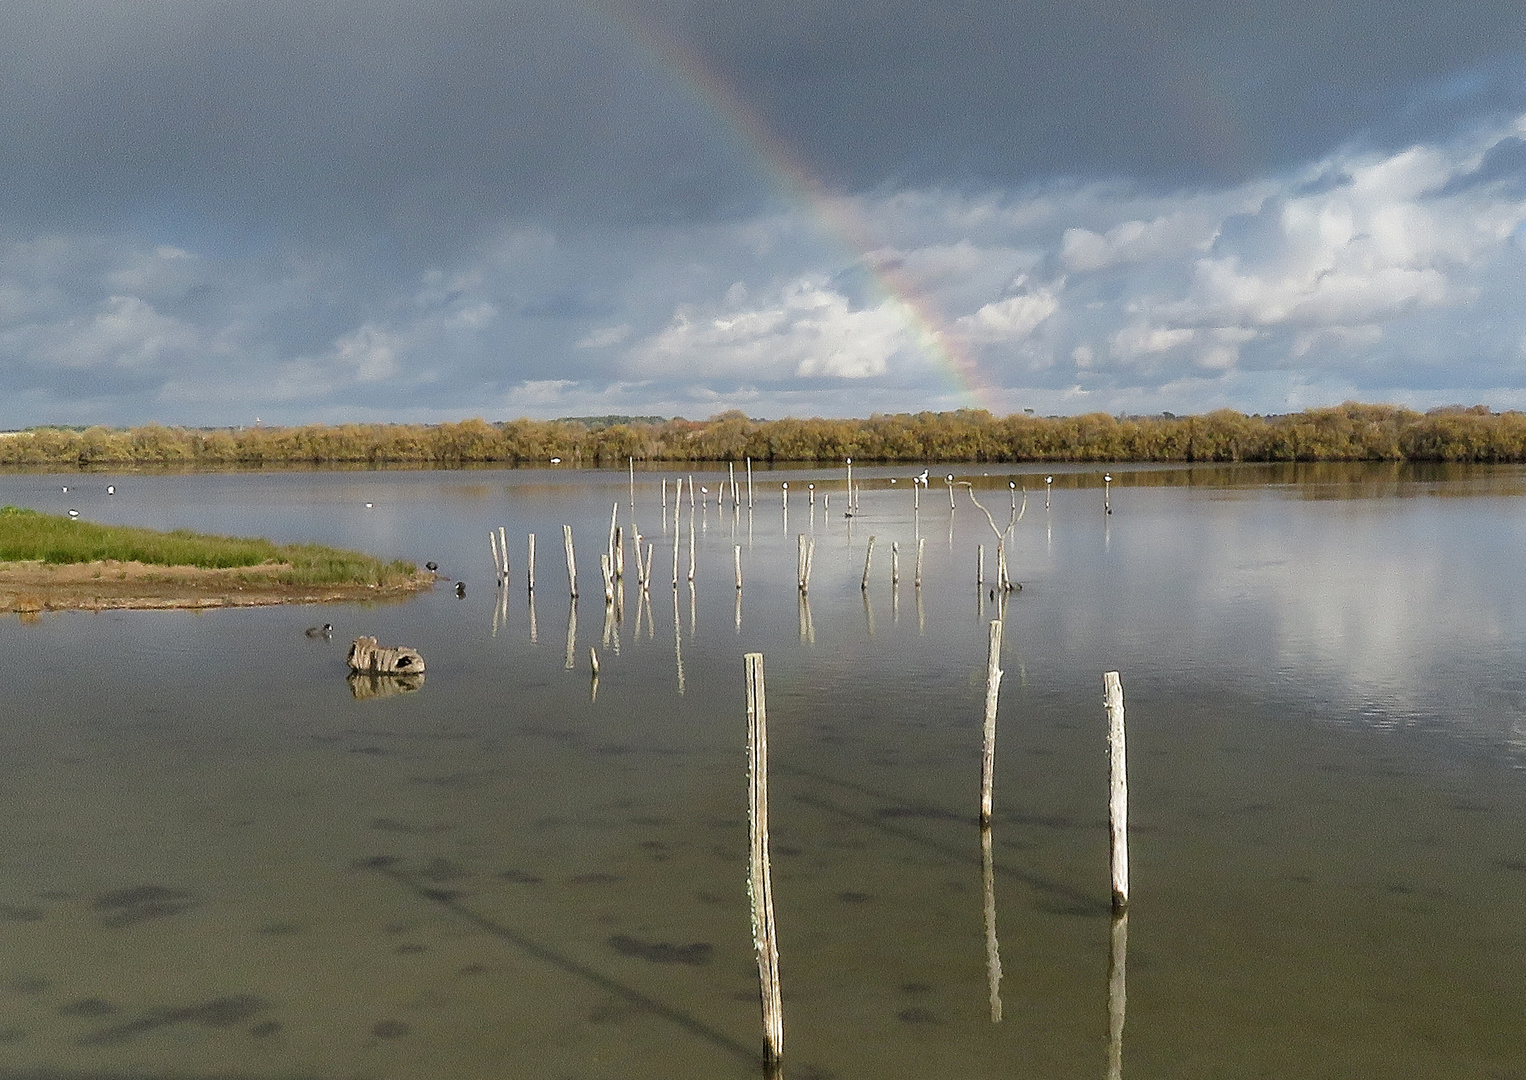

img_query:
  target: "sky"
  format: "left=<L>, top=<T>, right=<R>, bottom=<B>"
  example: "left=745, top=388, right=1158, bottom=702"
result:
left=5, top=0, right=1526, bottom=426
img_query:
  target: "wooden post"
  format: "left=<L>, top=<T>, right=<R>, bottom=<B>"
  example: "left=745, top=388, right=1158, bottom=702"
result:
left=1045, top=475, right=1053, bottom=510
left=1104, top=671, right=1128, bottom=911
left=781, top=482, right=788, bottom=510
left=643, top=543, right=654, bottom=594
left=729, top=461, right=737, bottom=506
left=688, top=513, right=696, bottom=582
left=563, top=525, right=578, bottom=599
left=1104, top=473, right=1112, bottom=516
left=499, top=526, right=509, bottom=579
left=672, top=523, right=680, bottom=587
left=891, top=541, right=899, bottom=585
left=980, top=619, right=1003, bottom=825
left=589, top=646, right=600, bottom=677
left=688, top=474, right=695, bottom=510
left=747, top=457, right=753, bottom=508
left=734, top=544, right=743, bottom=591
left=860, top=536, right=875, bottom=591
left=608, top=503, right=618, bottom=570
left=614, top=526, right=625, bottom=580
left=977, top=543, right=984, bottom=586
left=796, top=534, right=806, bottom=591
left=527, top=532, right=536, bottom=592
left=745, top=653, right=783, bottom=1066
left=629, top=457, right=635, bottom=508
left=662, top=477, right=667, bottom=510
left=490, top=530, right=501, bottom=583
left=914, top=481, right=919, bottom=511
left=600, top=553, right=614, bottom=605
left=947, top=475, right=956, bottom=509
left=915, top=537, right=925, bottom=588
left=845, top=457, right=852, bottom=507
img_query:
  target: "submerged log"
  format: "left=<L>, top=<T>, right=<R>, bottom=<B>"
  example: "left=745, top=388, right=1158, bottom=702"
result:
left=347, top=635, right=426, bottom=675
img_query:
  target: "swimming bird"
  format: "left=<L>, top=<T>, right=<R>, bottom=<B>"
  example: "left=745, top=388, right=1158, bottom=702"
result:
left=305, top=623, right=333, bottom=637
left=455, top=581, right=467, bottom=598
left=107, top=485, right=115, bottom=495
left=364, top=502, right=374, bottom=509
left=425, top=561, right=438, bottom=572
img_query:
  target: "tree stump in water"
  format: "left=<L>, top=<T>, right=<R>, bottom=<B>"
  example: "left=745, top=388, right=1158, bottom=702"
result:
left=347, top=636, right=425, bottom=675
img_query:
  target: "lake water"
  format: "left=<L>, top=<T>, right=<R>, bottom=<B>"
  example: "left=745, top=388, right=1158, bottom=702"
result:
left=0, top=462, right=1523, bottom=1079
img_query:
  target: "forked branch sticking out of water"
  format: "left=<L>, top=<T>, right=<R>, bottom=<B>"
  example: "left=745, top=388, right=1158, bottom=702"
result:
left=960, top=482, right=1025, bottom=592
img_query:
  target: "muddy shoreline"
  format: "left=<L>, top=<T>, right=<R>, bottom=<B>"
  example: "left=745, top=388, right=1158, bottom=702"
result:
left=0, top=559, right=436, bottom=613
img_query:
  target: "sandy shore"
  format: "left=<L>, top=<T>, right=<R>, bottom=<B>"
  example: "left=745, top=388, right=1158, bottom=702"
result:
left=0, top=559, right=436, bottom=613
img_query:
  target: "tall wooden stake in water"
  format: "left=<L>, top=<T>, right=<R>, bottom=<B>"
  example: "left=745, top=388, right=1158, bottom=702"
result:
left=490, top=530, right=501, bottom=583
left=734, top=544, right=743, bottom=591
left=499, top=526, right=509, bottom=580
left=747, top=457, right=754, bottom=508
left=891, top=541, right=899, bottom=585
left=527, top=533, right=536, bottom=592
left=562, top=525, right=578, bottom=599
left=980, top=618, right=1004, bottom=825
left=745, top=653, right=784, bottom=1067
left=977, top=543, right=984, bottom=586
left=1104, top=671, right=1128, bottom=911
left=629, top=457, right=635, bottom=508
left=861, top=536, right=875, bottom=591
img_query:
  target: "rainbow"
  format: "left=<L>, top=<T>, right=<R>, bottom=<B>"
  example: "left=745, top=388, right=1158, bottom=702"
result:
left=600, top=11, right=1003, bottom=414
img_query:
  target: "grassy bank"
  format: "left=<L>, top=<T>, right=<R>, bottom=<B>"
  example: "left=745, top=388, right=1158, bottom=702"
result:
left=5, top=403, right=1526, bottom=466
left=0, top=506, right=416, bottom=587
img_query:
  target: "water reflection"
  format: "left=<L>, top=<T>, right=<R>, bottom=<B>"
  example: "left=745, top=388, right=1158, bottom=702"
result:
left=347, top=671, right=425, bottom=699
left=981, top=823, right=1002, bottom=1024
left=1108, top=912, right=1128, bottom=1080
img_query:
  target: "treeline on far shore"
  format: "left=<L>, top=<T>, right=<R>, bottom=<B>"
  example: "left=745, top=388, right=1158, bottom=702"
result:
left=5, top=403, right=1526, bottom=467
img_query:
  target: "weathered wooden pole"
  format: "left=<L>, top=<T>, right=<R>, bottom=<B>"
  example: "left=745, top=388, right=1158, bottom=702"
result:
left=563, top=525, right=578, bottom=599
left=629, top=457, right=635, bottom=508
left=861, top=536, right=875, bottom=591
left=600, top=553, right=615, bottom=605
left=1104, top=473, right=1113, bottom=516
left=490, top=529, right=502, bottom=583
left=846, top=457, right=852, bottom=506
left=980, top=618, right=1003, bottom=825
left=729, top=461, right=738, bottom=505
left=977, top=543, right=984, bottom=586
left=687, top=513, right=696, bottom=582
left=499, top=526, right=509, bottom=579
left=804, top=537, right=815, bottom=593
left=914, top=480, right=920, bottom=511
left=745, top=652, right=783, bottom=1067
left=527, top=532, right=536, bottom=592
left=947, top=474, right=956, bottom=509
left=662, top=477, right=667, bottom=510
left=891, top=541, right=899, bottom=585
left=589, top=646, right=600, bottom=677
left=781, top=482, right=788, bottom=511
left=747, top=457, right=754, bottom=509
left=1045, top=474, right=1053, bottom=510
left=796, top=534, right=806, bottom=591
left=1104, top=671, right=1128, bottom=911
left=734, top=544, right=743, bottom=591
left=614, top=526, right=625, bottom=581
left=672, top=524, right=680, bottom=587
left=643, top=543, right=654, bottom=594
left=915, top=537, right=925, bottom=588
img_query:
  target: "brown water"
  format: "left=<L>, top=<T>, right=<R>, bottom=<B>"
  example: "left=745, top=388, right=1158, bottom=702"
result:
left=0, top=463, right=1523, bottom=1078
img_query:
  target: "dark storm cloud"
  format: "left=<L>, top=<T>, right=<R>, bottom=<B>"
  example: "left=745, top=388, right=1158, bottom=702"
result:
left=4, top=0, right=1526, bottom=426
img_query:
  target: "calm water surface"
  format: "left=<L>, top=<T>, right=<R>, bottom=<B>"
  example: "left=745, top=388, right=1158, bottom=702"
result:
left=0, top=463, right=1523, bottom=1079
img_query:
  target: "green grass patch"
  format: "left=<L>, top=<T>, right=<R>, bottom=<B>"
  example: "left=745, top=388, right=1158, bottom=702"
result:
left=0, top=506, right=416, bottom=587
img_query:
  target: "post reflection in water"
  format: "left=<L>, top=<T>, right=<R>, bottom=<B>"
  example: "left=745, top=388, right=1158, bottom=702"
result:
left=797, top=591, right=815, bottom=644
left=916, top=585, right=925, bottom=635
left=492, top=580, right=508, bottom=637
left=673, top=588, right=685, bottom=694
left=981, top=823, right=1002, bottom=1023
left=527, top=590, right=538, bottom=644
left=892, top=581, right=900, bottom=625
left=1108, top=912, right=1128, bottom=1080
left=563, top=599, right=577, bottom=670
left=735, top=586, right=743, bottom=634
left=862, top=588, right=876, bottom=638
